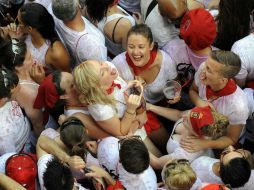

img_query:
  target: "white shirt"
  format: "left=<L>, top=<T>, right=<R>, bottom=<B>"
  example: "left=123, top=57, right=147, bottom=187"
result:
left=119, top=0, right=141, bottom=13
left=231, top=34, right=254, bottom=83
left=0, top=101, right=31, bottom=155
left=243, top=88, right=254, bottom=119
left=112, top=50, right=178, bottom=103
left=0, top=152, right=16, bottom=173
left=191, top=156, right=222, bottom=184
left=49, top=5, right=107, bottom=67
left=195, top=63, right=249, bottom=125
left=140, top=0, right=179, bottom=47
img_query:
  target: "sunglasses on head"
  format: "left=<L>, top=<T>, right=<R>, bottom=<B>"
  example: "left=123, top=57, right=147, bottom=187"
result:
left=220, top=148, right=246, bottom=161
left=61, top=118, right=84, bottom=131
left=118, top=135, right=142, bottom=150
left=163, top=159, right=190, bottom=180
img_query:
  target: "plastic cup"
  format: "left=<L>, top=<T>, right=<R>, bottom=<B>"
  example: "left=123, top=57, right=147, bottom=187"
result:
left=163, top=80, right=181, bottom=100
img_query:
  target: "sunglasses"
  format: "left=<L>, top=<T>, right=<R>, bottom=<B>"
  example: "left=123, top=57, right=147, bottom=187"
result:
left=163, top=159, right=190, bottom=180
left=220, top=148, right=247, bottom=161
left=118, top=135, right=142, bottom=150
left=61, top=118, right=84, bottom=131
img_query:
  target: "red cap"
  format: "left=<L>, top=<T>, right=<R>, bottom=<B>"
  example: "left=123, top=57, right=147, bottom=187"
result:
left=201, top=184, right=227, bottom=190
left=33, top=74, right=60, bottom=109
left=190, top=106, right=214, bottom=137
left=180, top=8, right=216, bottom=50
left=5, top=154, right=37, bottom=190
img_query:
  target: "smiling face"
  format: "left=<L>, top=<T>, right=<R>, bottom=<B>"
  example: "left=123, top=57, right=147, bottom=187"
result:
left=200, top=56, right=225, bottom=87
left=127, top=34, right=154, bottom=67
left=90, top=60, right=118, bottom=89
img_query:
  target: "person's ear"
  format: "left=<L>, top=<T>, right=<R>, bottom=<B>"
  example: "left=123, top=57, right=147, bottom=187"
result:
left=28, top=26, right=33, bottom=33
left=149, top=42, right=154, bottom=51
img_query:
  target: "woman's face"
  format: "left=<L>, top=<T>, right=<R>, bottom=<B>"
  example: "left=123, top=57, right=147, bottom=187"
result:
left=91, top=60, right=118, bottom=89
left=60, top=72, right=77, bottom=98
left=127, top=34, right=153, bottom=67
left=220, top=146, right=247, bottom=165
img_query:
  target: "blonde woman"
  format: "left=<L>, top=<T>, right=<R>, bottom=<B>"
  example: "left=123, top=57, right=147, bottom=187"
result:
left=73, top=60, right=161, bottom=156
left=158, top=159, right=202, bottom=190
left=148, top=105, right=229, bottom=168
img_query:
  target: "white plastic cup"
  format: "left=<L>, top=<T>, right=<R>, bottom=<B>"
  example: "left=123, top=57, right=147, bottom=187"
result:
left=163, top=80, right=181, bottom=100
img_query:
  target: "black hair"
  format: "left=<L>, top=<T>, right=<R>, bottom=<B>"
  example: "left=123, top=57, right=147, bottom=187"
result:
left=214, top=0, right=250, bottom=50
left=220, top=157, right=251, bottom=188
left=47, top=70, right=65, bottom=121
left=19, top=3, right=58, bottom=44
left=119, top=138, right=149, bottom=174
left=0, top=68, right=19, bottom=99
left=127, top=24, right=154, bottom=45
left=0, top=39, right=27, bottom=71
left=85, top=0, right=115, bottom=23
left=43, top=157, right=74, bottom=190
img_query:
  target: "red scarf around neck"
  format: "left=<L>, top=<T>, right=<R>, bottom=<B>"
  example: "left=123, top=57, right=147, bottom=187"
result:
left=206, top=79, right=237, bottom=100
left=106, top=81, right=121, bottom=95
left=125, top=47, right=158, bottom=75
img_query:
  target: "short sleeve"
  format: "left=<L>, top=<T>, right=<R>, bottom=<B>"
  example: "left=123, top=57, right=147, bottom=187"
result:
left=231, top=43, right=248, bottom=80
left=88, top=104, right=115, bottom=121
left=76, top=35, right=107, bottom=62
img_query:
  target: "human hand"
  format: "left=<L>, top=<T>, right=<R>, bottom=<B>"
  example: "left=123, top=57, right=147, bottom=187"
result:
left=58, top=114, right=67, bottom=125
left=85, top=165, right=108, bottom=179
left=7, top=22, right=24, bottom=39
left=167, top=95, right=181, bottom=104
left=86, top=141, right=98, bottom=155
left=136, top=111, right=147, bottom=128
left=180, top=136, right=207, bottom=153
left=0, top=26, right=9, bottom=39
left=30, top=63, right=45, bottom=84
left=67, top=155, right=86, bottom=172
left=132, top=12, right=143, bottom=24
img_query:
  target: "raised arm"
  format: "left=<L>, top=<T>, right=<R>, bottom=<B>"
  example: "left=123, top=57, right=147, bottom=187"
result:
left=0, top=173, right=26, bottom=190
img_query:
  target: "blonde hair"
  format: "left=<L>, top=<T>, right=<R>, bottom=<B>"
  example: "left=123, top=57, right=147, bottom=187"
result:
left=201, top=110, right=229, bottom=139
left=73, top=60, right=115, bottom=106
left=164, top=160, right=197, bottom=190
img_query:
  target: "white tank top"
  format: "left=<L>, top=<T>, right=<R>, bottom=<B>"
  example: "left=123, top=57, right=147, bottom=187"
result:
left=25, top=35, right=53, bottom=73
left=97, top=6, right=136, bottom=56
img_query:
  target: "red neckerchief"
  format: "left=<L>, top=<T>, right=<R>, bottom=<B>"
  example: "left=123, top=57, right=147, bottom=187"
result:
left=206, top=79, right=237, bottom=100
left=106, top=81, right=121, bottom=95
left=125, top=47, right=158, bottom=75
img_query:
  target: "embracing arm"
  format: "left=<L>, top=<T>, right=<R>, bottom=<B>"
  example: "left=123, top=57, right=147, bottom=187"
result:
left=36, top=135, right=85, bottom=170
left=0, top=173, right=26, bottom=190
left=147, top=103, right=182, bottom=122
left=181, top=124, right=243, bottom=152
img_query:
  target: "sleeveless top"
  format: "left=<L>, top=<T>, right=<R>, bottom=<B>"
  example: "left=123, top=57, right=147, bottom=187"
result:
left=25, top=35, right=54, bottom=73
left=112, top=50, right=177, bottom=103
left=97, top=6, right=136, bottom=56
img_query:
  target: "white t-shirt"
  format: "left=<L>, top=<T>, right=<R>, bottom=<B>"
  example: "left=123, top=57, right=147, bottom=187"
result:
left=0, top=152, right=16, bottom=173
left=195, top=63, right=249, bottom=125
left=50, top=5, right=107, bottom=67
left=243, top=88, right=254, bottom=119
left=191, top=156, right=222, bottom=184
left=37, top=154, right=88, bottom=190
left=231, top=33, right=254, bottom=82
left=162, top=38, right=217, bottom=71
left=118, top=164, right=157, bottom=190
left=140, top=0, right=179, bottom=47
left=0, top=101, right=31, bottom=155
left=112, top=50, right=178, bottom=103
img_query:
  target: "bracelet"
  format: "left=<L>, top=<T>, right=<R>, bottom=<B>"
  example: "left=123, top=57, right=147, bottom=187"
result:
left=125, top=110, right=136, bottom=115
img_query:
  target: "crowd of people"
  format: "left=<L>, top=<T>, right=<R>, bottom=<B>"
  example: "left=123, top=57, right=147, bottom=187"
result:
left=0, top=0, right=254, bottom=190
